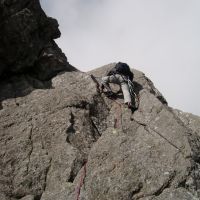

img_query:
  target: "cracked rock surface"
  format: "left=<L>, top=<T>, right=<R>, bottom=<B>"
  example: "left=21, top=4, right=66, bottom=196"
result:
left=1, top=1, right=200, bottom=200
left=0, top=63, right=200, bottom=200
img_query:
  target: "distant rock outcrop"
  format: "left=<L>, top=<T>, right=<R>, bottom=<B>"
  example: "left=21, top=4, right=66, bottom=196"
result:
left=0, top=1, right=200, bottom=200
left=0, top=0, right=76, bottom=80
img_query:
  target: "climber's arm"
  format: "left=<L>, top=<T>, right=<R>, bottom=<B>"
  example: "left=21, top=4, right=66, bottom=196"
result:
left=101, top=76, right=113, bottom=92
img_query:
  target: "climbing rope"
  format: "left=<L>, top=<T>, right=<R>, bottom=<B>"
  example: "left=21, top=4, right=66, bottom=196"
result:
left=136, top=120, right=184, bottom=154
left=90, top=74, right=126, bottom=130
left=75, top=161, right=87, bottom=200
left=149, top=125, right=183, bottom=153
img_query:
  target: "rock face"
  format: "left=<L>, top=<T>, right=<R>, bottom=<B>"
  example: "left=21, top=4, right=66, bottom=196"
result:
left=0, top=0, right=76, bottom=80
left=1, top=1, right=200, bottom=200
left=1, top=63, right=200, bottom=200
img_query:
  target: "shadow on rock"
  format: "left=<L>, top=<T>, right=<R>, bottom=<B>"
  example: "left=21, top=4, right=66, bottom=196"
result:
left=0, top=74, right=53, bottom=110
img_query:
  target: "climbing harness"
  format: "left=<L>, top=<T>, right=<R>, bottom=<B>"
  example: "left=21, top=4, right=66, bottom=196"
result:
left=91, top=74, right=139, bottom=108
left=75, top=160, right=87, bottom=200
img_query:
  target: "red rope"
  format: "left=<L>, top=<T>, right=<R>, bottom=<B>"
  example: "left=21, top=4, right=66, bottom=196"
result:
left=75, top=161, right=87, bottom=200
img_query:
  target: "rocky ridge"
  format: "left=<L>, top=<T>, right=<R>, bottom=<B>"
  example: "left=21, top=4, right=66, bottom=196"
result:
left=0, top=0, right=76, bottom=80
left=1, top=64, right=200, bottom=200
left=1, top=1, right=200, bottom=200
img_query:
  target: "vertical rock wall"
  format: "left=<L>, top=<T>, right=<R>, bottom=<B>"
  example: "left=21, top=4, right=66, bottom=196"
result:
left=0, top=0, right=76, bottom=80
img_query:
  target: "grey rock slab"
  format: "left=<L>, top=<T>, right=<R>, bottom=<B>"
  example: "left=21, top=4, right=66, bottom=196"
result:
left=152, top=188, right=199, bottom=200
left=0, top=70, right=108, bottom=199
left=1, top=64, right=199, bottom=200
left=173, top=109, right=200, bottom=137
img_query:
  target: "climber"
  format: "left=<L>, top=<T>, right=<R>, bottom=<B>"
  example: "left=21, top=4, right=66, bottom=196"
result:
left=101, top=62, right=135, bottom=108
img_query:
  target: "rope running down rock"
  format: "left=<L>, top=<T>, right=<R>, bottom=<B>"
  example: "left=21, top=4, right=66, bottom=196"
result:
left=75, top=161, right=87, bottom=200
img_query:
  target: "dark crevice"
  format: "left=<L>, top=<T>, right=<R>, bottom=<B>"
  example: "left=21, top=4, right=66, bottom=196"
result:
left=65, top=95, right=109, bottom=183
left=66, top=135, right=71, bottom=144
left=67, top=112, right=75, bottom=133
left=177, top=167, right=192, bottom=191
left=67, top=158, right=86, bottom=183
left=34, top=194, right=42, bottom=200
left=64, top=101, right=89, bottom=110
left=66, top=112, right=76, bottom=144
left=129, top=182, right=143, bottom=199
left=154, top=172, right=176, bottom=196
left=13, top=195, right=24, bottom=199
left=134, top=172, right=176, bottom=199
left=65, top=95, right=108, bottom=150
left=90, top=119, right=102, bottom=137
left=178, top=178, right=187, bottom=188
left=191, top=162, right=200, bottom=192
left=27, top=124, right=34, bottom=174
left=67, top=172, right=75, bottom=183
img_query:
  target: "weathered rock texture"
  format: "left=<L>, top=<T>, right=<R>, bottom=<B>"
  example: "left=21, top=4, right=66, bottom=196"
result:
left=0, top=63, right=200, bottom=200
left=1, top=1, right=200, bottom=200
left=0, top=0, right=76, bottom=80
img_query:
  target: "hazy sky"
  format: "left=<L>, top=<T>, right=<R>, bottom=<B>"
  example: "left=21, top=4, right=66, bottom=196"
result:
left=40, top=0, right=200, bottom=116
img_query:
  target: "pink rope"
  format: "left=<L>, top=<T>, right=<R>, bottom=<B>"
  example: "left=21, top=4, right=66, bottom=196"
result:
left=75, top=161, right=87, bottom=200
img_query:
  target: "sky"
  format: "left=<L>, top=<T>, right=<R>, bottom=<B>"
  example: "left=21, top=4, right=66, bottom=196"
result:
left=40, top=0, right=200, bottom=116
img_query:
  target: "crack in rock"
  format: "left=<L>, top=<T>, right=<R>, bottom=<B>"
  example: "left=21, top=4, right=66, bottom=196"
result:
left=67, top=158, right=86, bottom=183
left=90, top=118, right=102, bottom=137
left=133, top=172, right=176, bottom=200
left=43, top=157, right=52, bottom=192
left=66, top=111, right=76, bottom=144
left=26, top=124, right=33, bottom=174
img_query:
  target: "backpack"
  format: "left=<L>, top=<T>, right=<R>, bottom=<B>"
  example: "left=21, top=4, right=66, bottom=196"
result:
left=107, top=62, right=134, bottom=80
